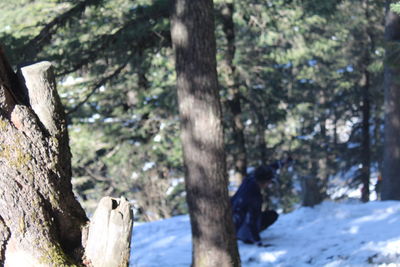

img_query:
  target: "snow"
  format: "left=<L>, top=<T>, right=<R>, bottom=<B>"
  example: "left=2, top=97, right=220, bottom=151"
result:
left=130, top=200, right=400, bottom=267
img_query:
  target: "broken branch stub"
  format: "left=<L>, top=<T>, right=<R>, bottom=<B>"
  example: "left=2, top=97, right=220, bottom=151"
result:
left=85, top=196, right=133, bottom=267
left=20, top=61, right=65, bottom=137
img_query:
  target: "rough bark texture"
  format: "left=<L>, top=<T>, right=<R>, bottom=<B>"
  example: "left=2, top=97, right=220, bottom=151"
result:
left=0, top=47, right=133, bottom=266
left=171, top=1, right=241, bottom=266
left=221, top=3, right=247, bottom=183
left=84, top=197, right=133, bottom=267
left=382, top=1, right=400, bottom=200
left=0, top=47, right=88, bottom=265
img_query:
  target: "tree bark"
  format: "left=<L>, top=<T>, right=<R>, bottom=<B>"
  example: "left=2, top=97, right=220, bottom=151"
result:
left=221, top=3, right=248, bottom=183
left=240, top=94, right=267, bottom=164
left=0, top=46, right=133, bottom=266
left=84, top=197, right=133, bottom=267
left=0, top=49, right=88, bottom=265
left=360, top=0, right=372, bottom=202
left=361, top=69, right=371, bottom=202
left=171, top=1, right=241, bottom=266
left=382, top=1, right=400, bottom=200
left=316, top=91, right=329, bottom=195
left=301, top=176, right=323, bottom=207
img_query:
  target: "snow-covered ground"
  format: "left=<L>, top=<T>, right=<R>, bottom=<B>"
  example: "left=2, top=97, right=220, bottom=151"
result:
left=130, top=200, right=400, bottom=267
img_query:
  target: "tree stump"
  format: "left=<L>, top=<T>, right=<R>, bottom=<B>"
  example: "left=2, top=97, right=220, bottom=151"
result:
left=0, top=46, right=133, bottom=266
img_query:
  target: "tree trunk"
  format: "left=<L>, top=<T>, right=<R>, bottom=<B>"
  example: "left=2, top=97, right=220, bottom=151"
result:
left=0, top=46, right=133, bottom=266
left=242, top=90, right=268, bottom=164
left=316, top=91, right=329, bottom=193
left=171, top=1, right=241, bottom=266
left=301, top=176, right=323, bottom=207
left=382, top=1, right=400, bottom=200
left=221, top=3, right=248, bottom=183
left=360, top=0, right=373, bottom=203
left=361, top=69, right=371, bottom=202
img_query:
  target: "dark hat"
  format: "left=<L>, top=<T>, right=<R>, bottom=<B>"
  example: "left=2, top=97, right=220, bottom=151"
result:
left=254, top=165, right=274, bottom=183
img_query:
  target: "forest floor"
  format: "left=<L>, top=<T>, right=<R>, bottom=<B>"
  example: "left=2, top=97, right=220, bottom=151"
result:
left=130, top=200, right=400, bottom=267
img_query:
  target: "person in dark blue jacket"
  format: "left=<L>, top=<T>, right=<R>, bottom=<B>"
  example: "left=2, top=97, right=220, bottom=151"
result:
left=231, top=165, right=279, bottom=245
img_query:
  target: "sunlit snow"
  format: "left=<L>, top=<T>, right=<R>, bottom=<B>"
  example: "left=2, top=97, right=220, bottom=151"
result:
left=130, top=200, right=400, bottom=267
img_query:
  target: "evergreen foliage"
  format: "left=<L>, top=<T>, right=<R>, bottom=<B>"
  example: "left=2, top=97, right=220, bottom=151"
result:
left=0, top=0, right=391, bottom=219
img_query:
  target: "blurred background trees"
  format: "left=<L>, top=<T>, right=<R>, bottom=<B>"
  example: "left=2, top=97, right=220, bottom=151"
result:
left=0, top=0, right=396, bottom=220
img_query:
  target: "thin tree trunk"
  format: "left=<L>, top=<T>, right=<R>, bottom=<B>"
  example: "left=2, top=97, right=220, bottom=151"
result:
left=171, top=0, right=241, bottom=266
left=221, top=3, right=247, bottom=182
left=240, top=94, right=267, bottom=164
left=359, top=0, right=373, bottom=203
left=317, top=91, right=328, bottom=186
left=361, top=69, right=371, bottom=202
left=382, top=1, right=400, bottom=200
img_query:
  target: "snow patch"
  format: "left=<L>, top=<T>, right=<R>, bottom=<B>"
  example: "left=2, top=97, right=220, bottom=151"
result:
left=130, top=200, right=400, bottom=266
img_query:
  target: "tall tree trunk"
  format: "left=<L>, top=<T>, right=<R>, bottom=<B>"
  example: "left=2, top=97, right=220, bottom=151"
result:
left=171, top=1, right=241, bottom=266
left=221, top=3, right=247, bottom=182
left=242, top=91, right=267, bottom=164
left=360, top=0, right=372, bottom=202
left=317, top=91, right=328, bottom=189
left=382, top=1, right=400, bottom=200
left=361, top=69, right=371, bottom=202
left=0, top=47, right=133, bottom=266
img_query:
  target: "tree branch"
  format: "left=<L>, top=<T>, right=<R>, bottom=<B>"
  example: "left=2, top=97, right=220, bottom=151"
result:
left=66, top=61, right=129, bottom=115
left=23, top=0, right=104, bottom=60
